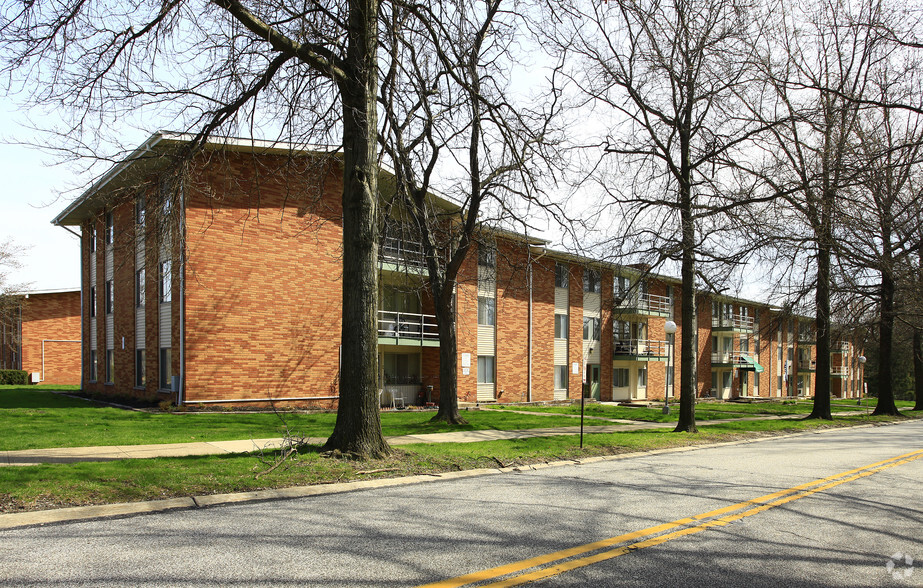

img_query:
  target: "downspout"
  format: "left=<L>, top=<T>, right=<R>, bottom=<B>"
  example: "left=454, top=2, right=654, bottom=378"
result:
left=178, top=184, right=186, bottom=405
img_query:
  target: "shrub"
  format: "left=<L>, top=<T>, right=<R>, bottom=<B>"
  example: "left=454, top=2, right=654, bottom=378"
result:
left=0, top=370, right=28, bottom=385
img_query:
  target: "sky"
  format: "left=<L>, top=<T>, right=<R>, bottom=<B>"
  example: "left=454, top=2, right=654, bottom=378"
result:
left=0, top=100, right=84, bottom=292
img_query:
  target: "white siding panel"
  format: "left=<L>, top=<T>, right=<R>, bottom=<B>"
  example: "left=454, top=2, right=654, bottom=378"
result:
left=554, top=287, right=568, bottom=312
left=90, top=322, right=97, bottom=349
left=135, top=309, right=145, bottom=348
left=583, top=292, right=600, bottom=315
left=583, top=341, right=600, bottom=364
left=477, top=382, right=495, bottom=401
left=106, top=315, right=114, bottom=350
left=477, top=325, right=495, bottom=355
left=159, top=302, right=171, bottom=347
left=554, top=339, right=568, bottom=365
left=553, top=388, right=567, bottom=401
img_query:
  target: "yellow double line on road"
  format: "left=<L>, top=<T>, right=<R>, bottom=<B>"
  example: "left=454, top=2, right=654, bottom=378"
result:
left=420, top=449, right=923, bottom=588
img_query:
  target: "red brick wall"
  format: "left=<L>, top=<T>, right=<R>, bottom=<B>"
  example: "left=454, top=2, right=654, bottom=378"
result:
left=182, top=152, right=345, bottom=402
left=495, top=241, right=530, bottom=402
left=19, top=291, right=81, bottom=385
left=456, top=247, right=479, bottom=402
left=599, top=269, right=613, bottom=400
left=568, top=265, right=583, bottom=399
left=531, top=257, right=556, bottom=401
left=696, top=294, right=712, bottom=398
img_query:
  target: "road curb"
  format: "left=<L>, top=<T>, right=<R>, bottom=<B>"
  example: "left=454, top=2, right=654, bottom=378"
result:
left=0, top=420, right=900, bottom=531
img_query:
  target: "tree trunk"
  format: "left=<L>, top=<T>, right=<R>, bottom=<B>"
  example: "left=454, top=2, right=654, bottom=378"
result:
left=431, top=291, right=467, bottom=424
left=675, top=181, right=698, bottom=433
left=323, top=0, right=389, bottom=457
left=913, top=327, right=923, bottom=411
left=872, top=270, right=900, bottom=416
left=807, top=236, right=832, bottom=420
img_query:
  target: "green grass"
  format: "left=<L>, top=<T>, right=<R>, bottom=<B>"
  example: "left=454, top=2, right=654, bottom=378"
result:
left=0, top=386, right=620, bottom=451
left=2, top=414, right=912, bottom=514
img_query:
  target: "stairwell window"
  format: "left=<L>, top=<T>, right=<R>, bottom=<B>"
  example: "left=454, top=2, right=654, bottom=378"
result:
left=554, top=365, right=568, bottom=390
left=136, top=269, right=145, bottom=307
left=477, top=356, right=495, bottom=384
left=554, top=314, right=568, bottom=339
left=583, top=317, right=600, bottom=341
left=583, top=269, right=601, bottom=293
left=160, top=261, right=172, bottom=302
left=105, top=211, right=114, bottom=246
left=478, top=245, right=496, bottom=268
left=478, top=296, right=496, bottom=326
left=555, top=264, right=569, bottom=288
left=105, top=280, right=113, bottom=315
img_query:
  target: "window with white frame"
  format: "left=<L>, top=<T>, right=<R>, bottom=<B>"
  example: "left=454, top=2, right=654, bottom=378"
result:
left=583, top=317, right=600, bottom=341
left=613, top=368, right=629, bottom=388
left=583, top=269, right=601, bottom=293
left=136, top=269, right=145, bottom=307
left=555, top=264, right=569, bottom=288
left=637, top=367, right=647, bottom=387
left=160, top=261, right=172, bottom=302
left=554, top=365, right=568, bottom=390
left=554, top=314, right=568, bottom=339
left=477, top=296, right=495, bottom=326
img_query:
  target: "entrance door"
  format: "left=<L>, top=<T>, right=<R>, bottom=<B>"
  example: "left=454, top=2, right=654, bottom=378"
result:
left=590, top=365, right=601, bottom=400
left=740, top=370, right=748, bottom=398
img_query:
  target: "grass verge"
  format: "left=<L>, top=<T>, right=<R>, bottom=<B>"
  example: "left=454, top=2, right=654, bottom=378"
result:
left=1, top=413, right=917, bottom=514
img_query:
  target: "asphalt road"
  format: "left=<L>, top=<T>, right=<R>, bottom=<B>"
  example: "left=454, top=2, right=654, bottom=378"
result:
left=2, top=421, right=922, bottom=587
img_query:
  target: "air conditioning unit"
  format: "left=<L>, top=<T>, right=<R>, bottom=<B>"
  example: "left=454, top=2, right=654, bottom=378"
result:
left=30, top=372, right=41, bottom=384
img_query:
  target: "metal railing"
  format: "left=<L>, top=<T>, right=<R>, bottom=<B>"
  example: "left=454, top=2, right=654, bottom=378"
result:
left=613, top=338, right=668, bottom=357
left=379, top=236, right=425, bottom=270
left=711, top=314, right=755, bottom=330
left=614, top=292, right=672, bottom=315
left=378, top=310, right=439, bottom=342
left=797, top=359, right=817, bottom=371
left=711, top=352, right=756, bottom=366
left=830, top=365, right=850, bottom=376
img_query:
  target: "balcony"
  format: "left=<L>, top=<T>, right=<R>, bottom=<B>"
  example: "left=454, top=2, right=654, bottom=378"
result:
left=378, top=310, right=439, bottom=347
left=613, top=293, right=672, bottom=318
left=379, top=236, right=426, bottom=274
left=711, top=352, right=764, bottom=372
left=830, top=365, right=850, bottom=377
left=797, top=359, right=816, bottom=373
left=711, top=314, right=755, bottom=333
left=613, top=339, right=669, bottom=361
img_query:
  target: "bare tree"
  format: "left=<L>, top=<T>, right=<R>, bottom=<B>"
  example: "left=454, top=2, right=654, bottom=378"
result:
left=543, top=0, right=766, bottom=432
left=1, top=0, right=388, bottom=456
left=378, top=0, right=560, bottom=423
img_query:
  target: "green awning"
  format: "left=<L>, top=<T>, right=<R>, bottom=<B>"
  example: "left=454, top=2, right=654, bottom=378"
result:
left=738, top=355, right=765, bottom=373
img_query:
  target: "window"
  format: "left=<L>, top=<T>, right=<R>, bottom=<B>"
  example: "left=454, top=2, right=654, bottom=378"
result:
left=614, top=320, right=630, bottom=341
left=477, top=356, right=495, bottom=384
left=615, top=276, right=630, bottom=299
left=637, top=367, right=647, bottom=387
left=583, top=269, right=600, bottom=293
left=554, top=264, right=569, bottom=288
left=583, top=317, right=600, bottom=341
left=160, top=260, right=172, bottom=302
left=477, top=297, right=495, bottom=326
left=89, top=350, right=98, bottom=382
left=105, top=349, right=114, bottom=384
left=88, top=225, right=96, bottom=253
left=105, top=211, right=114, bottom=245
left=722, top=371, right=732, bottom=390
left=613, top=368, right=629, bottom=388
left=135, top=349, right=145, bottom=387
left=554, top=365, right=568, bottom=390
left=478, top=245, right=495, bottom=268
left=136, top=269, right=145, bottom=307
left=160, top=347, right=172, bottom=390
left=554, top=314, right=568, bottom=339
left=105, top=280, right=114, bottom=315
left=89, top=286, right=96, bottom=318
left=136, top=194, right=146, bottom=227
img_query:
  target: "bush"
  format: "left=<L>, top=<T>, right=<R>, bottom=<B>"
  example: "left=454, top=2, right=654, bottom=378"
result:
left=0, top=370, right=28, bottom=385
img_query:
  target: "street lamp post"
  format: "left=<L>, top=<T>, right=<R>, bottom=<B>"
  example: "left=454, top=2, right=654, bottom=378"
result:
left=663, top=320, right=677, bottom=415
left=858, top=355, right=867, bottom=409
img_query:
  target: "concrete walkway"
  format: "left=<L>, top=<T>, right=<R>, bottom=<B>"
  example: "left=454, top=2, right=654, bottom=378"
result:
left=0, top=411, right=861, bottom=466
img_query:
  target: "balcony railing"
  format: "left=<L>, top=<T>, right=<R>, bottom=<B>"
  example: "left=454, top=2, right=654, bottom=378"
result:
left=711, top=352, right=756, bottom=366
left=379, top=237, right=426, bottom=271
left=797, top=359, right=817, bottom=371
left=613, top=338, right=668, bottom=358
left=378, top=310, right=439, bottom=342
left=711, top=314, right=755, bottom=331
left=830, top=365, right=850, bottom=377
left=613, top=293, right=672, bottom=316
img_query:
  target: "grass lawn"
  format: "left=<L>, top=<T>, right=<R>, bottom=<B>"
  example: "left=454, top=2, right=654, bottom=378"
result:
left=0, top=386, right=623, bottom=451
left=1, top=414, right=914, bottom=514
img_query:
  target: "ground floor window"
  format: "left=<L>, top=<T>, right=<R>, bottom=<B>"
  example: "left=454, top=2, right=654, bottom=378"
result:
left=477, top=355, right=495, bottom=384
left=135, top=349, right=145, bottom=387
left=160, top=347, right=172, bottom=390
left=382, top=352, right=420, bottom=385
left=105, top=350, right=114, bottom=384
left=89, top=349, right=98, bottom=382
left=613, top=368, right=629, bottom=388
left=554, top=365, right=568, bottom=390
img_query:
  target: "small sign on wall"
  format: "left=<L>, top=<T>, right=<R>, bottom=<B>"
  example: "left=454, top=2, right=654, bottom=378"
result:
left=572, top=362, right=579, bottom=375
left=462, top=368, right=470, bottom=375
left=461, top=353, right=471, bottom=368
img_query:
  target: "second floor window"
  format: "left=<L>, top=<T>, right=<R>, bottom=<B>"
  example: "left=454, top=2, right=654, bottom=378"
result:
left=160, top=261, right=172, bottom=302
left=555, top=264, right=569, bottom=288
left=136, top=269, right=145, bottom=307
left=477, top=297, right=495, bottom=326
left=478, top=245, right=496, bottom=268
left=105, top=280, right=113, bottom=315
left=583, top=317, right=601, bottom=341
left=583, top=269, right=600, bottom=293
left=105, top=212, right=114, bottom=245
left=554, top=314, right=568, bottom=339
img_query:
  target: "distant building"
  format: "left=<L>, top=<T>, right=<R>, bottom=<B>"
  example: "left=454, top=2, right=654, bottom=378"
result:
left=52, top=132, right=864, bottom=406
left=1, top=289, right=81, bottom=384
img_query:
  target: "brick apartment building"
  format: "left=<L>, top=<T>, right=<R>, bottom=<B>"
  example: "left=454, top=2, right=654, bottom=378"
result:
left=1, top=289, right=81, bottom=385
left=52, top=132, right=864, bottom=406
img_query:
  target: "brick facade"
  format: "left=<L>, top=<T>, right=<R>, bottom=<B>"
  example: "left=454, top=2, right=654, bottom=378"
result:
left=11, top=291, right=81, bottom=384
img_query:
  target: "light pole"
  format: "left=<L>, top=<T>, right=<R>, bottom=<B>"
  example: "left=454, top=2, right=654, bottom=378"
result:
left=858, top=355, right=867, bottom=409
left=663, top=320, right=677, bottom=415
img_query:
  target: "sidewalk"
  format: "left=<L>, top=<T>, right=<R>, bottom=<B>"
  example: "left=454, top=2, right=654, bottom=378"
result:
left=0, top=412, right=840, bottom=466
